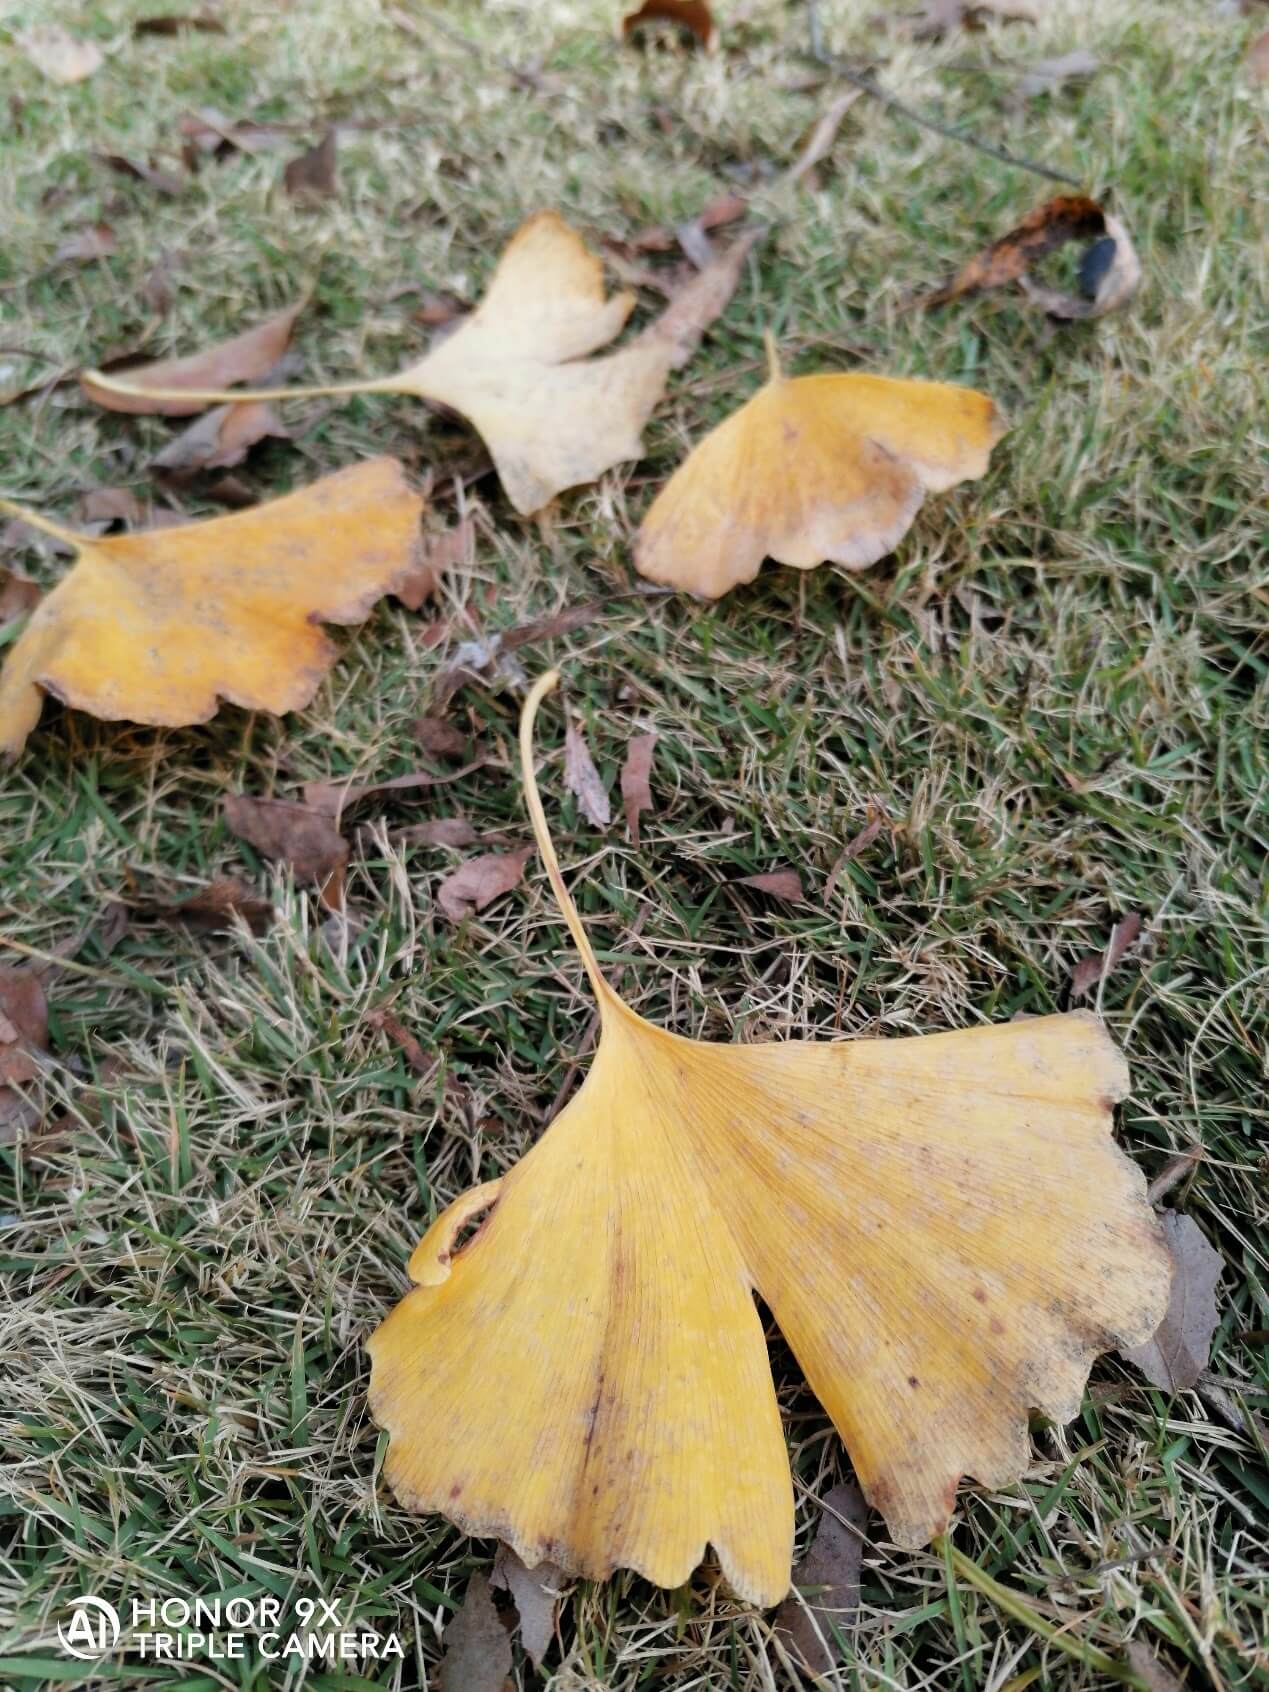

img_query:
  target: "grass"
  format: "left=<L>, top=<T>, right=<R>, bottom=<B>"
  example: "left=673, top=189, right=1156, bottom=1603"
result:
left=0, top=0, right=1266, bottom=1686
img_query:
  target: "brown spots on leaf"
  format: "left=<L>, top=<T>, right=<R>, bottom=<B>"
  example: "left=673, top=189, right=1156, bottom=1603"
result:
left=973, top=1287, right=988, bottom=1304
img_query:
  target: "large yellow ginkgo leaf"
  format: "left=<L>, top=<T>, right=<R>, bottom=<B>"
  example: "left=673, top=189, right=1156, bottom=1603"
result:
left=85, top=213, right=758, bottom=516
left=367, top=671, right=1171, bottom=1606
left=635, top=338, right=1005, bottom=597
left=0, top=457, right=424, bottom=755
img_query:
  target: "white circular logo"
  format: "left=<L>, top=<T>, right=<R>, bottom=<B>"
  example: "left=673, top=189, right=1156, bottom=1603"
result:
left=57, top=1596, right=120, bottom=1660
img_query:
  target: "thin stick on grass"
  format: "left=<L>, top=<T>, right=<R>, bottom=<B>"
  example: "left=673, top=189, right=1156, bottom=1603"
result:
left=805, top=2, right=1081, bottom=189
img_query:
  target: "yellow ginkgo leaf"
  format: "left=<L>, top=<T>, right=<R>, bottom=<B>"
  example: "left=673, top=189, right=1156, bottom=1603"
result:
left=0, top=457, right=424, bottom=756
left=635, top=336, right=1005, bottom=597
left=85, top=213, right=758, bottom=516
left=368, top=670, right=1171, bottom=1606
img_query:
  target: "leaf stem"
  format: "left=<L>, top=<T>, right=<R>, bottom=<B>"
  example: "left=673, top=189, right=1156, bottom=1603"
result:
left=80, top=372, right=390, bottom=406
left=518, top=670, right=612, bottom=1010
left=935, top=1538, right=1146, bottom=1688
left=763, top=329, right=783, bottom=383
left=0, top=496, right=82, bottom=551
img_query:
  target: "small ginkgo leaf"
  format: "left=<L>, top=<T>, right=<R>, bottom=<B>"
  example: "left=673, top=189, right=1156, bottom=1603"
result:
left=84, top=213, right=758, bottom=515
left=634, top=337, right=1004, bottom=597
left=0, top=458, right=424, bottom=756
left=367, top=671, right=1171, bottom=1605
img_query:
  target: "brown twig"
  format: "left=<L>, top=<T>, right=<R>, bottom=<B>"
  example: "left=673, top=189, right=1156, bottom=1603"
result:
left=804, top=1, right=1081, bottom=188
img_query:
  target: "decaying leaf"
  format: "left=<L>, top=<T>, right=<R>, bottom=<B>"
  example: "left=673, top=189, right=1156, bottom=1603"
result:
left=225, top=794, right=348, bottom=912
left=738, top=868, right=805, bottom=903
left=1122, top=1212, right=1222, bottom=1392
left=0, top=965, right=49, bottom=1134
left=437, top=846, right=533, bottom=921
left=392, top=816, right=481, bottom=849
left=1013, top=47, right=1100, bottom=101
left=394, top=516, right=473, bottom=611
left=912, top=0, right=1036, bottom=38
left=1070, top=912, right=1143, bottom=999
left=1247, top=27, right=1269, bottom=84
left=825, top=812, right=886, bottom=900
left=922, top=195, right=1141, bottom=320
left=564, top=716, right=612, bottom=829
left=773, top=1481, right=868, bottom=1676
left=367, top=670, right=1171, bottom=1604
left=0, top=967, right=49, bottom=1087
left=635, top=337, right=1003, bottom=598
left=414, top=715, right=471, bottom=758
left=1125, top=1640, right=1188, bottom=1692
left=147, top=876, right=274, bottom=935
left=54, top=223, right=117, bottom=265
left=152, top=400, right=289, bottom=473
left=438, top=1573, right=510, bottom=1692
left=0, top=569, right=42, bottom=627
left=620, top=732, right=657, bottom=848
left=284, top=130, right=337, bottom=201
left=622, top=0, right=718, bottom=51
left=134, top=13, right=227, bottom=36
left=0, top=459, right=424, bottom=757
left=19, top=26, right=104, bottom=83
left=84, top=213, right=758, bottom=514
left=94, top=151, right=185, bottom=197
left=303, top=761, right=483, bottom=823
left=491, top=1542, right=562, bottom=1671
left=366, top=1006, right=432, bottom=1077
left=81, top=299, right=304, bottom=415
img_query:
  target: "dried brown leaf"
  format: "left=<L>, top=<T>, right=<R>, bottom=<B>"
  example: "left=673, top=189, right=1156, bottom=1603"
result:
left=1248, top=27, right=1269, bottom=83
left=395, top=516, right=473, bottom=611
left=913, top=0, right=1035, bottom=38
left=81, top=300, right=304, bottom=416
left=152, top=399, right=290, bottom=473
left=923, top=195, right=1107, bottom=305
left=134, top=13, right=226, bottom=36
left=0, top=569, right=43, bottom=626
left=774, top=1481, right=867, bottom=1676
left=284, top=130, right=337, bottom=201
left=1122, top=1212, right=1222, bottom=1391
left=54, top=223, right=117, bottom=265
left=1070, top=912, right=1143, bottom=999
left=1014, top=47, right=1100, bottom=100
left=1124, top=1643, right=1186, bottom=1692
left=224, top=794, right=348, bottom=912
left=620, top=733, right=657, bottom=848
left=439, top=1573, right=510, bottom=1692
left=391, top=816, right=481, bottom=848
left=154, top=877, right=274, bottom=935
left=825, top=813, right=886, bottom=900
left=303, top=760, right=484, bottom=822
left=491, top=1543, right=561, bottom=1672
left=413, top=715, right=470, bottom=758
left=74, top=488, right=144, bottom=529
left=0, top=968, right=48, bottom=1087
left=366, top=1006, right=432, bottom=1076
left=738, top=868, right=805, bottom=903
left=564, top=717, right=612, bottom=829
left=622, top=0, right=717, bottom=50
left=783, top=91, right=860, bottom=188
left=437, top=846, right=532, bottom=921
left=95, top=152, right=185, bottom=196
left=19, top=26, right=104, bottom=83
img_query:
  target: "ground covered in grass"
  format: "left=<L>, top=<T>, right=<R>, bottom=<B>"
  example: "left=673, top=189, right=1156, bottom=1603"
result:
left=1, top=0, right=1266, bottom=1687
